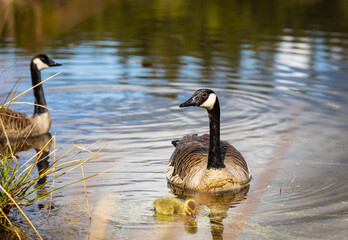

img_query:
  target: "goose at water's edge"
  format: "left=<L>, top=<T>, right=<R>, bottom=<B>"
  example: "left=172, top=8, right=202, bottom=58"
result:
left=167, top=89, right=251, bottom=192
left=0, top=54, right=62, bottom=139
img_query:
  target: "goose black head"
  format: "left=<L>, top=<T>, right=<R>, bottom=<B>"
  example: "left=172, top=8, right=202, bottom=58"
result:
left=180, top=89, right=217, bottom=110
left=32, top=54, right=62, bottom=71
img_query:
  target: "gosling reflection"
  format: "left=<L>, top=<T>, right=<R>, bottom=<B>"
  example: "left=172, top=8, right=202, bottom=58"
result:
left=0, top=133, right=52, bottom=184
left=168, top=182, right=249, bottom=240
left=153, top=196, right=198, bottom=234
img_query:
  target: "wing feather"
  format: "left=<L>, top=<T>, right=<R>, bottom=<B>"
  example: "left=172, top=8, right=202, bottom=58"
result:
left=0, top=108, right=32, bottom=136
left=169, top=134, right=209, bottom=180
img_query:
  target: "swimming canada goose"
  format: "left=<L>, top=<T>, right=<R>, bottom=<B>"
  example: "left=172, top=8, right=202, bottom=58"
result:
left=0, top=54, right=61, bottom=139
left=154, top=196, right=197, bottom=217
left=167, top=89, right=251, bottom=192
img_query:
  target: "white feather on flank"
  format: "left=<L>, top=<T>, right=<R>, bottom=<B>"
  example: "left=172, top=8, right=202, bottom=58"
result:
left=33, top=58, right=49, bottom=70
left=199, top=93, right=216, bottom=110
left=167, top=165, right=250, bottom=191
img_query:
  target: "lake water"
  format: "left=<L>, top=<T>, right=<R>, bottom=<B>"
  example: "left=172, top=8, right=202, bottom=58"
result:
left=1, top=0, right=348, bottom=239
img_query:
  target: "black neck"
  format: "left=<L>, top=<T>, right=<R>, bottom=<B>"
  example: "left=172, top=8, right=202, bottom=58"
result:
left=206, top=98, right=226, bottom=169
left=30, top=63, right=47, bottom=115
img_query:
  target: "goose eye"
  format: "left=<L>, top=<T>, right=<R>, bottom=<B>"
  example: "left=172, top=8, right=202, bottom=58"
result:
left=203, top=93, right=208, bottom=98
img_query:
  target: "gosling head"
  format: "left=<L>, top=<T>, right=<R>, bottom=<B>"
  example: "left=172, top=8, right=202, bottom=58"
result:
left=32, top=54, right=62, bottom=71
left=180, top=89, right=217, bottom=111
left=182, top=199, right=197, bottom=217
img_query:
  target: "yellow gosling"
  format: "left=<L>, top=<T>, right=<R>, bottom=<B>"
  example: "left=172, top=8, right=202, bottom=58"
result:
left=154, top=197, right=197, bottom=217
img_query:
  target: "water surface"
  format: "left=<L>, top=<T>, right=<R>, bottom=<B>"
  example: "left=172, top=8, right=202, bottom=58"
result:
left=1, top=0, right=348, bottom=239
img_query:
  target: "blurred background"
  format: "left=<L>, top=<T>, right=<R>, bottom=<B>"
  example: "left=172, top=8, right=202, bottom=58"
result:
left=1, top=0, right=348, bottom=239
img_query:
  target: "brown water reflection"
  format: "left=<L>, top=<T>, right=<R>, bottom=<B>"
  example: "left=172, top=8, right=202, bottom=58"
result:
left=1, top=0, right=348, bottom=239
left=0, top=133, right=52, bottom=184
left=168, top=183, right=250, bottom=240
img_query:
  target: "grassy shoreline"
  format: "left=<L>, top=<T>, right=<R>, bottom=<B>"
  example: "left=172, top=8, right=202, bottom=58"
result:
left=0, top=72, right=105, bottom=239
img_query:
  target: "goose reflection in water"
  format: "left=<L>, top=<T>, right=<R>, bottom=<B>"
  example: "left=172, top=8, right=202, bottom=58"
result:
left=0, top=133, right=52, bottom=185
left=168, top=182, right=249, bottom=240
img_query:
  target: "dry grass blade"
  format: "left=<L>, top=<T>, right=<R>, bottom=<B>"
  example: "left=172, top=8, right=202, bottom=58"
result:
left=17, top=145, right=104, bottom=203
left=1, top=72, right=60, bottom=108
left=0, top=72, right=21, bottom=108
left=0, top=185, right=43, bottom=240
left=75, top=140, right=102, bottom=154
left=49, top=135, right=57, bottom=216
left=4, top=102, right=52, bottom=111
left=76, top=141, right=103, bottom=219
left=0, top=207, right=21, bottom=239
left=18, top=136, right=53, bottom=183
left=80, top=160, right=91, bottom=219
left=0, top=70, right=12, bottom=89
left=0, top=117, right=15, bottom=159
left=51, top=146, right=104, bottom=178
left=41, top=168, right=111, bottom=196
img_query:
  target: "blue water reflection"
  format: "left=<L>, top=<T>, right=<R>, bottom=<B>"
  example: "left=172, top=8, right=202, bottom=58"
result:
left=1, top=0, right=348, bottom=239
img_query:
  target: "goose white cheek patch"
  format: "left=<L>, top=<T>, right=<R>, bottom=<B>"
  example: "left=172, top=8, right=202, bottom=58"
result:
left=200, top=93, right=216, bottom=110
left=33, top=58, right=49, bottom=70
